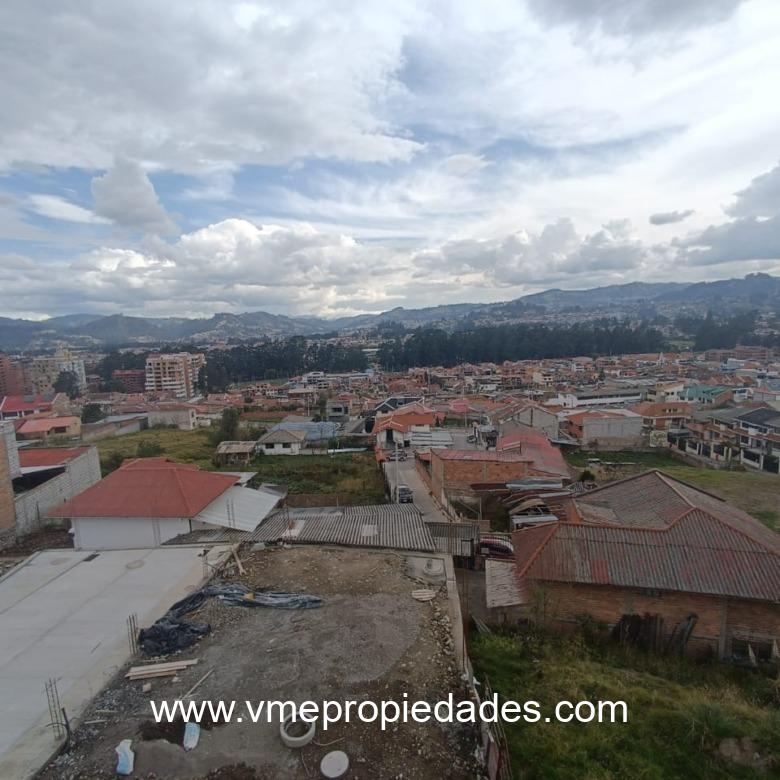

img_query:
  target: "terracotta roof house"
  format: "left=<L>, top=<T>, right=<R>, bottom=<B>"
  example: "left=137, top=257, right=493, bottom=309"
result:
left=0, top=392, right=69, bottom=420
left=496, top=470, right=780, bottom=660
left=47, top=458, right=281, bottom=549
left=16, top=415, right=81, bottom=441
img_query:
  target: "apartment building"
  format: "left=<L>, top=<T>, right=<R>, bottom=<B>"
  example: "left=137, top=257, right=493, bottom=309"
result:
left=111, top=368, right=146, bottom=393
left=24, top=349, right=87, bottom=395
left=0, top=354, right=24, bottom=396
left=671, top=405, right=780, bottom=474
left=144, top=353, right=205, bottom=399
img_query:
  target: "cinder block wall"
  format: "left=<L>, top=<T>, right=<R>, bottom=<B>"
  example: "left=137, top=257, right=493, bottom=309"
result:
left=14, top=447, right=101, bottom=536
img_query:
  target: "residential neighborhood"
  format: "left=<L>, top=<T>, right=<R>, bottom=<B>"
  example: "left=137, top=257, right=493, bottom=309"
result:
left=3, top=2, right=780, bottom=777
left=0, top=335, right=779, bottom=778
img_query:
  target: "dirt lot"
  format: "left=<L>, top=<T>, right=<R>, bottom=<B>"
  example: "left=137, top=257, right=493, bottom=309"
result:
left=39, top=547, right=479, bottom=780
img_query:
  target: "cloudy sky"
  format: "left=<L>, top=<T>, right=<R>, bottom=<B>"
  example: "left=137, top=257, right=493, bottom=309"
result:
left=1, top=0, right=780, bottom=320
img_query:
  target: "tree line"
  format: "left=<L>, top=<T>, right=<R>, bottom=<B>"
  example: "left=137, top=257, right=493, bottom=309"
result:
left=376, top=321, right=666, bottom=369
left=201, top=339, right=368, bottom=391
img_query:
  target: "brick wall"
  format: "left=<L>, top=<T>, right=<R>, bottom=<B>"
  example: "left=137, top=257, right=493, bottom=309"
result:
left=530, top=581, right=779, bottom=658
left=0, top=431, right=14, bottom=532
left=430, top=451, right=531, bottom=504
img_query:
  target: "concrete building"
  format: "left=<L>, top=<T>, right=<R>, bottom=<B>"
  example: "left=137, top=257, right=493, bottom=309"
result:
left=0, top=421, right=101, bottom=546
left=560, top=408, right=644, bottom=450
left=24, top=349, right=87, bottom=395
left=257, top=427, right=307, bottom=455
left=111, top=368, right=146, bottom=393
left=145, top=352, right=205, bottom=398
left=47, top=458, right=281, bottom=549
left=0, top=354, right=24, bottom=397
left=551, top=386, right=646, bottom=409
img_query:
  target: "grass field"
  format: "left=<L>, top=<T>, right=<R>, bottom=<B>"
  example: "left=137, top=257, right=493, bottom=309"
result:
left=470, top=631, right=780, bottom=779
left=566, top=451, right=780, bottom=531
left=96, top=428, right=386, bottom=503
left=248, top=452, right=386, bottom=504
left=96, top=427, right=214, bottom=472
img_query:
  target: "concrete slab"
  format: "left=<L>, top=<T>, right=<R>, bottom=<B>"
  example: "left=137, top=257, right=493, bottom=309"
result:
left=0, top=545, right=230, bottom=779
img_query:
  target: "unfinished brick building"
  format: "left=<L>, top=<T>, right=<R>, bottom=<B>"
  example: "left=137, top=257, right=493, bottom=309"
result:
left=502, top=470, right=780, bottom=660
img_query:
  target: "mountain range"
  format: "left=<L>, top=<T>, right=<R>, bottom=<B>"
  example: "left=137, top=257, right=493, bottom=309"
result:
left=2, top=273, right=778, bottom=351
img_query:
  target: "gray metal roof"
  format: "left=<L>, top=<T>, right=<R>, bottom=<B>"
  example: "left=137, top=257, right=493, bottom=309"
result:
left=250, top=504, right=435, bottom=552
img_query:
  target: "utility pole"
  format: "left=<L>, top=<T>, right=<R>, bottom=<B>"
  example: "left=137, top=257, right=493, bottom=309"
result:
left=394, top=439, right=399, bottom=502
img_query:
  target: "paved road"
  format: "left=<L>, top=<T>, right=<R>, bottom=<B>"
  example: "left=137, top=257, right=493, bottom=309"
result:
left=384, top=457, right=444, bottom=521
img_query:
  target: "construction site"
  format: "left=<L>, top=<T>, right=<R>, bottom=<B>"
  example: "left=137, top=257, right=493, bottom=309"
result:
left=32, top=545, right=481, bottom=780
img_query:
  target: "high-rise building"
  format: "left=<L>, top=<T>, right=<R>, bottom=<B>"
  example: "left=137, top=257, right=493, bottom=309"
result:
left=145, top=353, right=206, bottom=399
left=111, top=369, right=147, bottom=393
left=0, top=354, right=25, bottom=397
left=24, top=349, right=87, bottom=395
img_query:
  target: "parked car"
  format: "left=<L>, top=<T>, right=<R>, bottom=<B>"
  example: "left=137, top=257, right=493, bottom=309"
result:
left=396, top=484, right=414, bottom=503
left=466, top=434, right=478, bottom=443
left=478, top=535, right=514, bottom=559
left=387, top=449, right=407, bottom=461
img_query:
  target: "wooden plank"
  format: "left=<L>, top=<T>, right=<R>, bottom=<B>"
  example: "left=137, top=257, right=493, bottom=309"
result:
left=232, top=548, right=246, bottom=575
left=126, top=660, right=198, bottom=678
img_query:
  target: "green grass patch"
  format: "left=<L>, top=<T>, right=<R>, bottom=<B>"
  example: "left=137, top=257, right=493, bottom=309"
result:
left=470, top=631, right=780, bottom=779
left=96, top=427, right=215, bottom=473
left=248, top=452, right=386, bottom=504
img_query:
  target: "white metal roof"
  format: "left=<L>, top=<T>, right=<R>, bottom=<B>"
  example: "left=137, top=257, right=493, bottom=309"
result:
left=195, top=486, right=282, bottom=532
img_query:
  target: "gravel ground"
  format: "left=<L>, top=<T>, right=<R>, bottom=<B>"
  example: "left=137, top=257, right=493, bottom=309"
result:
left=38, top=546, right=481, bottom=780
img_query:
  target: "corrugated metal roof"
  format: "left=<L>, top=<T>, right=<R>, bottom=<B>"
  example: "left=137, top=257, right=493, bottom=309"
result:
left=514, top=510, right=780, bottom=601
left=250, top=504, right=434, bottom=552
left=486, top=560, right=523, bottom=608
left=195, top=486, right=281, bottom=532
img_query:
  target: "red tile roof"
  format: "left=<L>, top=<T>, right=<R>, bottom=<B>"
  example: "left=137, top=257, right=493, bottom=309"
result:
left=0, top=393, right=63, bottom=413
left=496, top=427, right=570, bottom=479
left=18, top=446, right=90, bottom=467
left=17, top=416, right=80, bottom=434
left=47, top=460, right=237, bottom=519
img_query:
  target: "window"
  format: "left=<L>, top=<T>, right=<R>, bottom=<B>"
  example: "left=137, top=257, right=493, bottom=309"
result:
left=731, top=638, right=773, bottom=663
left=264, top=443, right=274, bottom=449
left=282, top=442, right=291, bottom=449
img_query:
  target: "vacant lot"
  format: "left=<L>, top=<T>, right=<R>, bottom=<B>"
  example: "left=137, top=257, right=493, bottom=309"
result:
left=470, top=631, right=780, bottom=779
left=566, top=451, right=780, bottom=531
left=40, top=548, right=477, bottom=779
left=248, top=452, right=386, bottom=504
left=96, top=427, right=214, bottom=472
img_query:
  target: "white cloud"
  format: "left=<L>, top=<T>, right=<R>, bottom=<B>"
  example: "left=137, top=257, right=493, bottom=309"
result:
left=27, top=195, right=109, bottom=224
left=1, top=2, right=780, bottom=318
left=0, top=0, right=424, bottom=173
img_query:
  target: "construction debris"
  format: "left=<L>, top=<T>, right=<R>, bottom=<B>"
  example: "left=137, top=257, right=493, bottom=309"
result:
left=115, top=739, right=134, bottom=775
left=183, top=721, right=201, bottom=751
left=183, top=668, right=214, bottom=699
left=411, top=589, right=437, bottom=602
left=125, top=659, right=199, bottom=680
left=138, top=583, right=325, bottom=656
